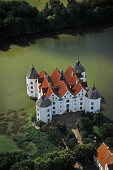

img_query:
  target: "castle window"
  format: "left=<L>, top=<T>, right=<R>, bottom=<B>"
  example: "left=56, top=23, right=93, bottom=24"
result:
left=55, top=97, right=57, bottom=99
left=53, top=106, right=55, bottom=109
left=91, top=107, right=93, bottom=110
left=48, top=119, right=50, bottom=122
left=91, top=102, right=94, bottom=105
left=60, top=106, right=62, bottom=108
left=31, top=86, right=33, bottom=89
left=31, top=82, right=33, bottom=85
left=53, top=102, right=55, bottom=105
left=47, top=109, right=49, bottom=112
left=60, top=110, right=62, bottom=112
left=53, top=111, right=55, bottom=114
left=48, top=114, right=50, bottom=117
left=38, top=118, right=39, bottom=120
left=80, top=107, right=82, bottom=110
left=70, top=95, right=71, bottom=97
left=66, top=100, right=69, bottom=103
left=31, top=91, right=33, bottom=93
left=80, top=102, right=82, bottom=105
left=80, top=98, right=83, bottom=101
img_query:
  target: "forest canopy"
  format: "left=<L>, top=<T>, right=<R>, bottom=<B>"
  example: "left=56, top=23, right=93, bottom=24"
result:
left=0, top=0, right=113, bottom=38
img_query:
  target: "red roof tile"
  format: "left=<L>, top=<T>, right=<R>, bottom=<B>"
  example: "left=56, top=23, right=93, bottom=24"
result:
left=96, top=143, right=113, bottom=169
left=58, top=81, right=68, bottom=98
left=64, top=66, right=83, bottom=95
left=38, top=66, right=85, bottom=98
left=51, top=68, right=60, bottom=86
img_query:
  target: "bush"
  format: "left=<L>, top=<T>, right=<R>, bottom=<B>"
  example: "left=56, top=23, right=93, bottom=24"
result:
left=36, top=120, right=45, bottom=127
left=31, top=114, right=37, bottom=122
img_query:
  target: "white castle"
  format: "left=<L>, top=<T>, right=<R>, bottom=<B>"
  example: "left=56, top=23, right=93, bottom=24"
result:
left=26, top=60, right=101, bottom=123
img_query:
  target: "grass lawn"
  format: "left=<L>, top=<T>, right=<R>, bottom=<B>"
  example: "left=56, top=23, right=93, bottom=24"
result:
left=0, top=135, right=19, bottom=152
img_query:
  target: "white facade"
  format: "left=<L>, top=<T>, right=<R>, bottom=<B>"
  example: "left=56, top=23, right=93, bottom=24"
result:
left=35, top=87, right=101, bottom=123
left=36, top=105, right=52, bottom=123
left=26, top=77, right=38, bottom=99
left=84, top=96, right=101, bottom=113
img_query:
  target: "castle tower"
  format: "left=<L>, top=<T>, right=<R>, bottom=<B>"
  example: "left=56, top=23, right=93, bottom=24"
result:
left=26, top=66, right=39, bottom=99
left=36, top=95, right=52, bottom=123
left=73, top=59, right=86, bottom=82
left=85, top=85, right=101, bottom=113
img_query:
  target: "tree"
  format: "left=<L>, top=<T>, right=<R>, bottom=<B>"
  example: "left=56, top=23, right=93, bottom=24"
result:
left=0, top=151, right=28, bottom=170
left=93, top=111, right=104, bottom=126
left=74, top=143, right=96, bottom=164
left=99, top=123, right=113, bottom=139
left=104, top=137, right=113, bottom=148
left=75, top=117, right=93, bottom=133
left=10, top=160, right=35, bottom=170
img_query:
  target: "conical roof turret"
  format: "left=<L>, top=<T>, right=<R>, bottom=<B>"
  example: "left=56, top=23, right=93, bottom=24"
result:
left=74, top=59, right=85, bottom=73
left=86, top=85, right=101, bottom=99
left=36, top=95, right=52, bottom=108
left=26, top=65, right=38, bottom=79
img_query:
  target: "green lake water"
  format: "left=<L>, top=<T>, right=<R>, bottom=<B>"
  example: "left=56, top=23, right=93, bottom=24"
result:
left=0, top=27, right=113, bottom=120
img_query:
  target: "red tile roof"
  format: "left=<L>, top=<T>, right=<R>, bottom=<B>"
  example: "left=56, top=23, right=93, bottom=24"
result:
left=73, top=83, right=83, bottom=95
left=64, top=66, right=83, bottom=95
left=51, top=68, right=60, bottom=86
left=58, top=81, right=68, bottom=98
left=39, top=77, right=53, bottom=98
left=38, top=66, right=84, bottom=98
left=96, top=143, right=113, bottom=169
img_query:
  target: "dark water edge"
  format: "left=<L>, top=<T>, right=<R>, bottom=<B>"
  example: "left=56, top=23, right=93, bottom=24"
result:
left=0, top=23, right=112, bottom=52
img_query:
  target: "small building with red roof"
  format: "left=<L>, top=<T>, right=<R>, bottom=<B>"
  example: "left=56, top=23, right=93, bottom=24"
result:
left=94, top=142, right=113, bottom=170
left=26, top=60, right=101, bottom=123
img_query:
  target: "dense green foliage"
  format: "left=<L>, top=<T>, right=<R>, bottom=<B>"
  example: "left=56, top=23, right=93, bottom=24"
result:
left=41, top=121, right=66, bottom=147
left=93, top=112, right=104, bottom=126
left=0, top=0, right=113, bottom=38
left=65, top=131, right=77, bottom=149
left=10, top=149, right=76, bottom=170
left=0, top=151, right=28, bottom=170
left=74, top=143, right=96, bottom=164
left=75, top=117, right=93, bottom=133
left=99, top=123, right=113, bottom=139
left=13, top=126, right=55, bottom=158
left=104, top=137, right=113, bottom=148
left=10, top=145, right=96, bottom=169
left=75, top=112, right=113, bottom=148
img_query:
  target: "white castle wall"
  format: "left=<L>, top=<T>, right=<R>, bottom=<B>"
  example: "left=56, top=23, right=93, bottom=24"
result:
left=26, top=77, right=38, bottom=98
left=84, top=96, right=101, bottom=113
left=36, top=105, right=52, bottom=123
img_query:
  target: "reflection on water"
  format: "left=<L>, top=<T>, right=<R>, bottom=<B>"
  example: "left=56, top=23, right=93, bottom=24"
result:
left=0, top=27, right=113, bottom=119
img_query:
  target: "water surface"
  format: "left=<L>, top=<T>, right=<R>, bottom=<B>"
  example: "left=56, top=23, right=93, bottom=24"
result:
left=0, top=27, right=113, bottom=119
